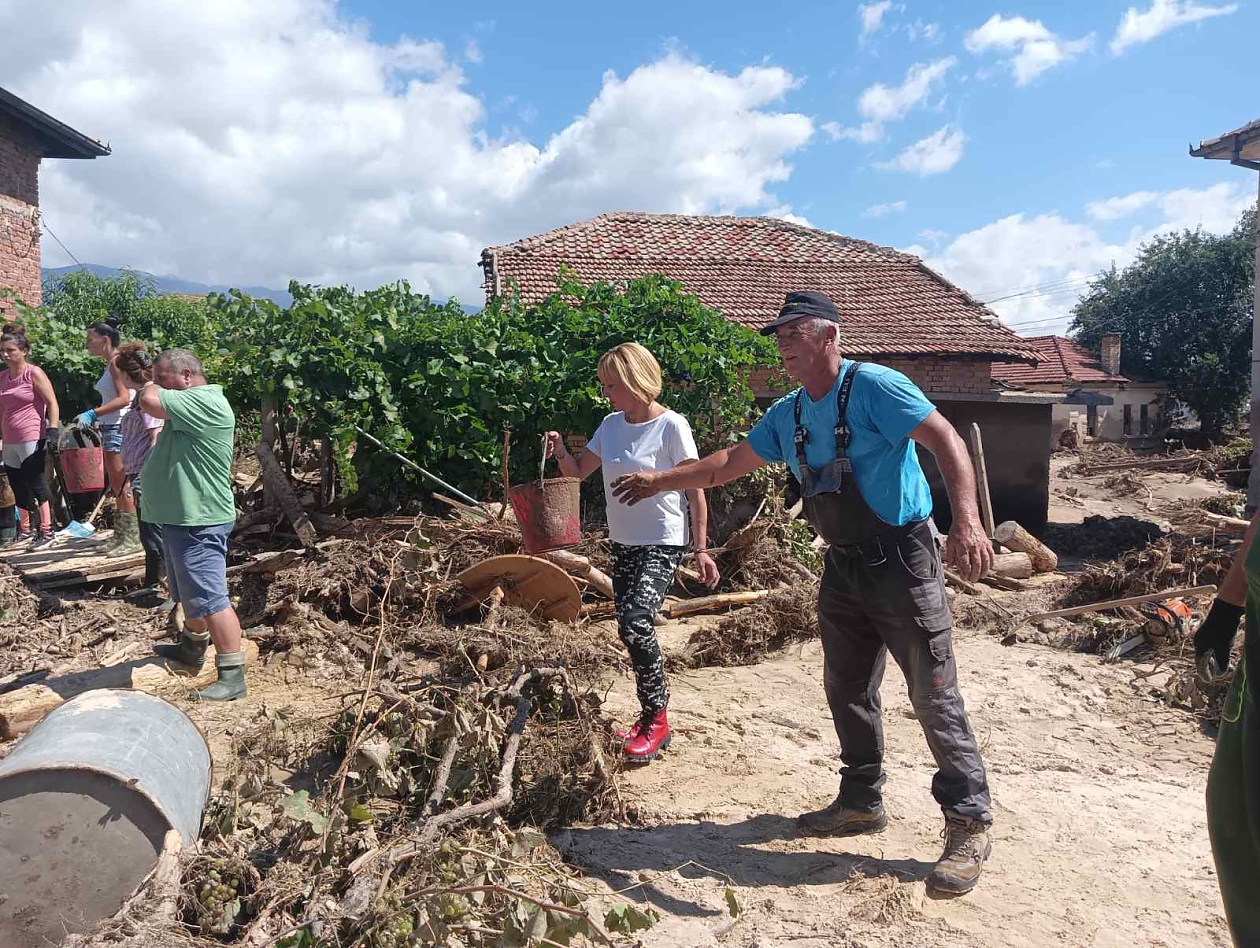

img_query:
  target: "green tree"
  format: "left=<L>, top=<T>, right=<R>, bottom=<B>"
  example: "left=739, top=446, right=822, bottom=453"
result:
left=4, top=269, right=224, bottom=412
left=1069, top=208, right=1255, bottom=441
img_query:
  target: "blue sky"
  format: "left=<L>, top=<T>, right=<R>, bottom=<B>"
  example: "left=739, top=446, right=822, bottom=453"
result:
left=7, top=0, right=1256, bottom=334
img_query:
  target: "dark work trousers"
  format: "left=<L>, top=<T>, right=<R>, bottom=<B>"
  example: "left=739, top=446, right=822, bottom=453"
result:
left=818, top=523, right=992, bottom=824
left=611, top=542, right=685, bottom=715
left=131, top=484, right=165, bottom=587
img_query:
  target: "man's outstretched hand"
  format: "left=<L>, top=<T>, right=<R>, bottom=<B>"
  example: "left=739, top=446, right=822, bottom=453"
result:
left=610, top=471, right=664, bottom=506
left=943, top=515, right=993, bottom=584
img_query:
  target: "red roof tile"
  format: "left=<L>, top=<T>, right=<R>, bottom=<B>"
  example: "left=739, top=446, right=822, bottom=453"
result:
left=991, top=335, right=1129, bottom=386
left=482, top=213, right=1036, bottom=362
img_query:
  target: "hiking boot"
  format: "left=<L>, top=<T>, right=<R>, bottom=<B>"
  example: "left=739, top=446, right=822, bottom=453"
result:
left=796, top=794, right=889, bottom=837
left=193, top=651, right=247, bottom=702
left=105, top=512, right=143, bottom=557
left=155, top=629, right=210, bottom=670
left=623, top=709, right=670, bottom=763
left=926, top=816, right=992, bottom=895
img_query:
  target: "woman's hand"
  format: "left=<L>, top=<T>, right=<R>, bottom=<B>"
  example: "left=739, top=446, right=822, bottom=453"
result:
left=694, top=550, right=720, bottom=588
left=543, top=431, right=566, bottom=460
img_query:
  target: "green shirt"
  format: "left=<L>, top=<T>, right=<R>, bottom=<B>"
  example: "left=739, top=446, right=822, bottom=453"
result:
left=139, top=385, right=236, bottom=527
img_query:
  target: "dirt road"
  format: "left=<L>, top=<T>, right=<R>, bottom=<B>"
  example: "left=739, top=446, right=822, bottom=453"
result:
left=562, top=621, right=1230, bottom=947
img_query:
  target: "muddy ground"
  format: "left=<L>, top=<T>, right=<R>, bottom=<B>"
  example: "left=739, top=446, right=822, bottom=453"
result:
left=0, top=446, right=1245, bottom=946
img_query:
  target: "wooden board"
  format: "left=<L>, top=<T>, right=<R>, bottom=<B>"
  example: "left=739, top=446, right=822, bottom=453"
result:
left=0, top=532, right=145, bottom=588
left=455, top=554, right=581, bottom=623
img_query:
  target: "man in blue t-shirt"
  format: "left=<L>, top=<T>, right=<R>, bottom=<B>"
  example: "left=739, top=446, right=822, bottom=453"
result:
left=612, top=290, right=994, bottom=895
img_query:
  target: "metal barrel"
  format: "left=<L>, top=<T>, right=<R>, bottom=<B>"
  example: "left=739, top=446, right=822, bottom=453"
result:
left=0, top=689, right=212, bottom=946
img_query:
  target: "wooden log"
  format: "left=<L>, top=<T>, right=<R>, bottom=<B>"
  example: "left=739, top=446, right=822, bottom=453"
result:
left=945, top=569, right=980, bottom=595
left=980, top=574, right=1026, bottom=592
left=1203, top=511, right=1251, bottom=530
left=989, top=552, right=1033, bottom=580
left=994, top=521, right=1058, bottom=572
left=665, top=590, right=769, bottom=619
left=255, top=442, right=318, bottom=547
left=0, top=640, right=260, bottom=739
left=542, top=549, right=614, bottom=600
left=969, top=424, right=996, bottom=538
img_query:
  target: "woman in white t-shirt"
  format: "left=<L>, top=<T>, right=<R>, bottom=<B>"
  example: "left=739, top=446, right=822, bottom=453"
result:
left=545, top=343, right=719, bottom=764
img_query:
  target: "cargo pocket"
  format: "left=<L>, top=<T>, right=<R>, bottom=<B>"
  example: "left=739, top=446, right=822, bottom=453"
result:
left=896, top=531, right=952, bottom=632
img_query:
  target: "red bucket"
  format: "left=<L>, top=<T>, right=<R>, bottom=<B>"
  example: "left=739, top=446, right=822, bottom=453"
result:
left=59, top=429, right=105, bottom=494
left=507, top=477, right=581, bottom=554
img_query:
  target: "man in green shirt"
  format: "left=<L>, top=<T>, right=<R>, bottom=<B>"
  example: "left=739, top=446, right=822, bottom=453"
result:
left=138, top=349, right=246, bottom=700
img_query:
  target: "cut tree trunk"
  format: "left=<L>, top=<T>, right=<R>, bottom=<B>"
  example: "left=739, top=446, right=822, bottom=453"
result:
left=988, top=552, right=1033, bottom=580
left=0, top=640, right=260, bottom=740
left=542, top=549, right=614, bottom=600
left=994, top=521, right=1058, bottom=572
left=255, top=442, right=319, bottom=548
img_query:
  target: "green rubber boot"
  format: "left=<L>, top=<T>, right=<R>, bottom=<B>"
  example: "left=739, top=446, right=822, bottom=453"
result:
left=105, top=511, right=143, bottom=557
left=193, top=651, right=248, bottom=702
left=154, top=629, right=210, bottom=670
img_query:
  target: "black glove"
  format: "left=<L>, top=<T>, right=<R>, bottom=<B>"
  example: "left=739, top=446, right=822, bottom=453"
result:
left=1194, top=598, right=1245, bottom=678
left=45, top=426, right=60, bottom=450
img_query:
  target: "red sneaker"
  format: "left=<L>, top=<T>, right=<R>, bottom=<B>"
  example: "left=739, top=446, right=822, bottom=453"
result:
left=624, top=709, right=671, bottom=763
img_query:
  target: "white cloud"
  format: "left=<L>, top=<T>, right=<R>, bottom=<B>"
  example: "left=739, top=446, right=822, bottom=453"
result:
left=6, top=2, right=815, bottom=302
left=863, top=200, right=907, bottom=217
left=964, top=14, right=1093, bottom=85
left=1111, top=0, right=1239, bottom=53
left=857, top=57, right=956, bottom=124
left=858, top=1, right=894, bottom=40
left=1086, top=190, right=1161, bottom=220
left=922, top=181, right=1253, bottom=333
left=907, top=20, right=941, bottom=42
left=918, top=227, right=949, bottom=242
left=876, top=126, right=966, bottom=176
left=464, top=39, right=483, bottom=64
left=825, top=120, right=883, bottom=143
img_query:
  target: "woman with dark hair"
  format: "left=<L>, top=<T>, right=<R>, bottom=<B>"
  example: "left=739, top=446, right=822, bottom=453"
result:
left=0, top=324, right=61, bottom=546
left=77, top=315, right=141, bottom=555
left=115, top=342, right=166, bottom=604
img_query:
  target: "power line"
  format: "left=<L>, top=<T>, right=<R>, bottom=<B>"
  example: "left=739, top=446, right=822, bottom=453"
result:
left=40, top=216, right=84, bottom=270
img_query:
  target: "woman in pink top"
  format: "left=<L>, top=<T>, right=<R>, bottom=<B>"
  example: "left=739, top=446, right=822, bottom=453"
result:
left=0, top=324, right=61, bottom=546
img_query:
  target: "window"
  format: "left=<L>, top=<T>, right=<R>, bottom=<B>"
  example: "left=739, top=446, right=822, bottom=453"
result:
left=1123, top=404, right=1133, bottom=436
left=1087, top=404, right=1097, bottom=437
left=1140, top=403, right=1149, bottom=436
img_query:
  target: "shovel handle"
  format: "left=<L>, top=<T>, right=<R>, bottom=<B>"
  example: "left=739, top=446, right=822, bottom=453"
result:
left=83, top=490, right=110, bottom=528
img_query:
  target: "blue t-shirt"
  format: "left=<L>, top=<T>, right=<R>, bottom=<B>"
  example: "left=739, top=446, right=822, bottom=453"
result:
left=746, top=360, right=936, bottom=526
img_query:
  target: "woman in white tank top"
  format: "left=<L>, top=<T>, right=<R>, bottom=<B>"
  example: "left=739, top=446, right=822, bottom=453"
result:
left=77, top=315, right=141, bottom=556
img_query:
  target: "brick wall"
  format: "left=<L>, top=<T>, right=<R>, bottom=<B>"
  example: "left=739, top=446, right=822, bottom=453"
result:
left=0, top=113, right=42, bottom=316
left=749, top=356, right=993, bottom=398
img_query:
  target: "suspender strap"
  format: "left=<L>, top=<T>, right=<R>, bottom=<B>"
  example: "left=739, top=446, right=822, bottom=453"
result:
left=793, top=362, right=863, bottom=466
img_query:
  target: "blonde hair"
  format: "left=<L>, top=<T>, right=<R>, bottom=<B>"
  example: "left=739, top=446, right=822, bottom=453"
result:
left=597, top=343, right=663, bottom=405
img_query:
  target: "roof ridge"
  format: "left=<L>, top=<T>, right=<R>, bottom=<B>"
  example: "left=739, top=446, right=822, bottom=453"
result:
left=483, top=211, right=912, bottom=262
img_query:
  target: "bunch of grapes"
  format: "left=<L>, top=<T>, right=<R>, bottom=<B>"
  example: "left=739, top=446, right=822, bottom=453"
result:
left=192, top=858, right=243, bottom=933
left=358, top=913, right=420, bottom=948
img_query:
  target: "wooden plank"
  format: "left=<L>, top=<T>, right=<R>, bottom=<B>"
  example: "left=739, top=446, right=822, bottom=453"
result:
left=255, top=442, right=319, bottom=547
left=0, top=532, right=146, bottom=586
left=968, top=423, right=996, bottom=538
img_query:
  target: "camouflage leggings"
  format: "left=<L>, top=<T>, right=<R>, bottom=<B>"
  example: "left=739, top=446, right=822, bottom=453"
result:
left=611, top=542, right=685, bottom=714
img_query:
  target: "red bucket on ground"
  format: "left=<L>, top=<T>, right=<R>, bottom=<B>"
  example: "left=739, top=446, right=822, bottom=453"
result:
left=60, top=445, right=105, bottom=494
left=507, top=477, right=581, bottom=554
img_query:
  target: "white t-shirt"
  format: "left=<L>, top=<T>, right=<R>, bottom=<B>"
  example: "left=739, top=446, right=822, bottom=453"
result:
left=586, top=409, right=699, bottom=547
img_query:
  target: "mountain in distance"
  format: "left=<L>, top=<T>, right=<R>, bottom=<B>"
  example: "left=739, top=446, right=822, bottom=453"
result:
left=42, top=265, right=483, bottom=313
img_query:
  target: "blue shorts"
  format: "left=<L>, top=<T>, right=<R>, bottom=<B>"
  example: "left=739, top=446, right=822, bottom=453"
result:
left=160, top=522, right=233, bottom=620
left=99, top=423, right=123, bottom=453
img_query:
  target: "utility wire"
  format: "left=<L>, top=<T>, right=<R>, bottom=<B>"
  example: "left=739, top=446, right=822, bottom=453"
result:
left=40, top=217, right=85, bottom=270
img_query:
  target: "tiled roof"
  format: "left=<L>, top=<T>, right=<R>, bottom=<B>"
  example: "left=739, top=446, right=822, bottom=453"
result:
left=482, top=213, right=1036, bottom=362
left=991, top=335, right=1129, bottom=386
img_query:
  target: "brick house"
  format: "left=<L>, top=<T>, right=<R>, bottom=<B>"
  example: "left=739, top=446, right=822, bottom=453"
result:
left=993, top=333, right=1168, bottom=444
left=0, top=87, right=110, bottom=316
left=482, top=213, right=1063, bottom=530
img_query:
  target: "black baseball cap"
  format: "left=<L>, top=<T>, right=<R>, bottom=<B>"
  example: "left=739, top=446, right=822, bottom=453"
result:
left=759, top=290, right=840, bottom=336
